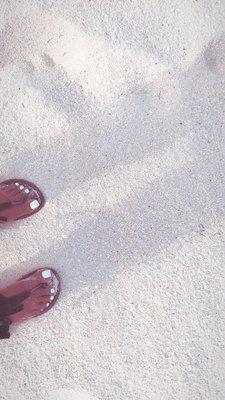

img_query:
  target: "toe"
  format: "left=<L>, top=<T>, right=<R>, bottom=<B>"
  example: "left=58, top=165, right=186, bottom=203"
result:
left=29, top=199, right=41, bottom=210
left=7, top=186, right=21, bottom=197
left=41, top=269, right=52, bottom=279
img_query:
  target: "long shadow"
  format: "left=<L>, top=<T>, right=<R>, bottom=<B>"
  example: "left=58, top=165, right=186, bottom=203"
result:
left=1, top=50, right=225, bottom=301
left=0, top=21, right=224, bottom=400
left=0, top=11, right=224, bottom=316
left=2, top=126, right=224, bottom=304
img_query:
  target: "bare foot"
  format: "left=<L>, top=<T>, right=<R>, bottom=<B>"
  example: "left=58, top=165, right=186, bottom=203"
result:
left=0, top=179, right=45, bottom=223
left=0, top=268, right=60, bottom=338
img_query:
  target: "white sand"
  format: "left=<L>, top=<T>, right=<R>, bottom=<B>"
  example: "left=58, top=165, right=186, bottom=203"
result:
left=0, top=1, right=225, bottom=399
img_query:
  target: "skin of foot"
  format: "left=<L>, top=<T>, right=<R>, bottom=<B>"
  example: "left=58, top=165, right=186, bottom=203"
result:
left=0, top=179, right=45, bottom=223
left=0, top=268, right=60, bottom=339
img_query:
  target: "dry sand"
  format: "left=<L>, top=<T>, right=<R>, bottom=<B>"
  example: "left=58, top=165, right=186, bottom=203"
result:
left=0, top=1, right=225, bottom=399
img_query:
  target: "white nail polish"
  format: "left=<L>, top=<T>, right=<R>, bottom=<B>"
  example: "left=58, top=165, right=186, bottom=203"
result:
left=30, top=200, right=40, bottom=210
left=42, top=270, right=51, bottom=279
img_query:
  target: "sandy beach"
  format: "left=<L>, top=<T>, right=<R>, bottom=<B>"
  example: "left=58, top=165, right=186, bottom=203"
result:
left=0, top=1, right=225, bottom=399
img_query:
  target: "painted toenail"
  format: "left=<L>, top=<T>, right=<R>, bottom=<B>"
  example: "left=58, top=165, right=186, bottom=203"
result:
left=50, top=296, right=54, bottom=301
left=15, top=182, right=19, bottom=186
left=25, top=188, right=30, bottom=194
left=20, top=185, right=24, bottom=190
left=30, top=200, right=40, bottom=210
left=51, top=288, right=55, bottom=294
left=42, top=270, right=51, bottom=279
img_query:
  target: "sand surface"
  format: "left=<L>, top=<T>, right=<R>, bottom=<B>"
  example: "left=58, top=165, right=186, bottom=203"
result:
left=0, top=1, right=225, bottom=399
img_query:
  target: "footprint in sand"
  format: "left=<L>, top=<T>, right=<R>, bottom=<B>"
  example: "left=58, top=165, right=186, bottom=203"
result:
left=204, top=36, right=225, bottom=75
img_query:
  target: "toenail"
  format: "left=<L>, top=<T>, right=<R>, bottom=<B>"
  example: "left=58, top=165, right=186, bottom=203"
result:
left=51, top=288, right=55, bottom=294
left=20, top=185, right=24, bottom=190
left=30, top=200, right=40, bottom=210
left=25, top=188, right=30, bottom=194
left=15, top=182, right=19, bottom=186
left=42, top=270, right=51, bottom=279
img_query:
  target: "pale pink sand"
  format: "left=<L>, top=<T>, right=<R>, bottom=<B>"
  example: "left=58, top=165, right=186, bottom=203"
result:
left=0, top=1, right=225, bottom=399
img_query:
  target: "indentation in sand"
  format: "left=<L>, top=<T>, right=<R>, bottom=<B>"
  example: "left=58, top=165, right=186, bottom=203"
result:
left=204, top=36, right=225, bottom=74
